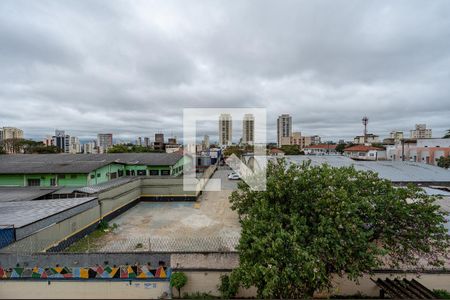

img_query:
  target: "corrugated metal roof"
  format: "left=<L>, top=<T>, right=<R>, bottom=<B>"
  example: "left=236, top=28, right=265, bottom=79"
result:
left=0, top=187, right=57, bottom=202
left=286, top=155, right=450, bottom=183
left=0, top=153, right=184, bottom=174
left=75, top=176, right=138, bottom=194
left=0, top=197, right=97, bottom=228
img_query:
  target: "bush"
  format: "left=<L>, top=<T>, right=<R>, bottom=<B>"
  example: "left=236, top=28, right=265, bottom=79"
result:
left=218, top=274, right=239, bottom=299
left=434, top=289, right=450, bottom=299
left=170, top=272, right=188, bottom=298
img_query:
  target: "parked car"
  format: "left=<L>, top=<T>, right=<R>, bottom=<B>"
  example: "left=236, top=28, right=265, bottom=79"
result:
left=228, top=173, right=240, bottom=180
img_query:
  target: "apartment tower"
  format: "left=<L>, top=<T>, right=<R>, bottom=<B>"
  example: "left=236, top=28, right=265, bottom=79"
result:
left=277, top=114, right=292, bottom=147
left=219, top=113, right=232, bottom=146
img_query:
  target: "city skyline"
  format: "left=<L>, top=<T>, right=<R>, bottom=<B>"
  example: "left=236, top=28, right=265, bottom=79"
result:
left=1, top=1, right=450, bottom=141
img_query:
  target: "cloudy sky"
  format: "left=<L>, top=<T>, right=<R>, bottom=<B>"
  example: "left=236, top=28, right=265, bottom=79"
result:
left=1, top=0, right=449, bottom=143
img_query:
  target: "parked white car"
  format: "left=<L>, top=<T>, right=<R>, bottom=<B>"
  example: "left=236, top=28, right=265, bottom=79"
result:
left=228, top=173, right=240, bottom=180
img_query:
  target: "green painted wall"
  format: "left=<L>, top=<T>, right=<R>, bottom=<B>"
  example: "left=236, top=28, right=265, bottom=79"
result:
left=0, top=157, right=191, bottom=187
left=0, top=174, right=24, bottom=186
left=0, top=174, right=88, bottom=187
left=87, top=163, right=126, bottom=185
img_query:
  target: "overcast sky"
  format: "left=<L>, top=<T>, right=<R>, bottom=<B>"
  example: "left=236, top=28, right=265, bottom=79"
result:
left=1, top=0, right=449, bottom=143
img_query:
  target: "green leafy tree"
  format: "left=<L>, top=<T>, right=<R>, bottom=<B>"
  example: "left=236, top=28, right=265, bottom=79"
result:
left=170, top=272, right=188, bottom=298
left=280, top=145, right=301, bottom=155
left=223, top=146, right=244, bottom=158
left=437, top=156, right=450, bottom=169
left=228, top=160, right=449, bottom=298
left=108, top=144, right=163, bottom=153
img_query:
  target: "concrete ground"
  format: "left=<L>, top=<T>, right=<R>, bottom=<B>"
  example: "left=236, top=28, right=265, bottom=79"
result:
left=94, top=168, right=241, bottom=251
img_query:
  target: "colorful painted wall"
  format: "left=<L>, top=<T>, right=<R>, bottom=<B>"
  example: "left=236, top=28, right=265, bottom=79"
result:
left=0, top=264, right=171, bottom=280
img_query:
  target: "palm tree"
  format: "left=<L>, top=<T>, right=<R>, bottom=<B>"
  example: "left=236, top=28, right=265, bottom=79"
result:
left=444, top=129, right=450, bottom=139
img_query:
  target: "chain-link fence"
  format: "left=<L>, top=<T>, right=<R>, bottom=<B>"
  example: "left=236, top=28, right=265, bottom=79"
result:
left=0, top=235, right=240, bottom=254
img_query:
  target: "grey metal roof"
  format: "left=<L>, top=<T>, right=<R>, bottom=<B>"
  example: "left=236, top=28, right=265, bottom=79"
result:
left=0, top=187, right=57, bottom=202
left=0, top=153, right=183, bottom=174
left=0, top=197, right=98, bottom=229
left=286, top=155, right=450, bottom=183
left=75, top=176, right=138, bottom=194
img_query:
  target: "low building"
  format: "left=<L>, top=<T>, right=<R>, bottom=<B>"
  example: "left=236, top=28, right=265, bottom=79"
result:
left=387, top=138, right=450, bottom=165
left=353, top=134, right=380, bottom=144
left=344, top=145, right=386, bottom=161
left=0, top=153, right=190, bottom=187
left=269, top=148, right=285, bottom=156
left=303, top=144, right=338, bottom=155
left=410, top=124, right=432, bottom=139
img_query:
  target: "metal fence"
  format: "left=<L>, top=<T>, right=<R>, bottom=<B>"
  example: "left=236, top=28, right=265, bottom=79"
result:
left=0, top=235, right=240, bottom=254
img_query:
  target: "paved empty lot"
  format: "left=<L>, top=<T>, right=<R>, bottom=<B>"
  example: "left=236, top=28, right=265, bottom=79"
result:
left=95, top=169, right=241, bottom=251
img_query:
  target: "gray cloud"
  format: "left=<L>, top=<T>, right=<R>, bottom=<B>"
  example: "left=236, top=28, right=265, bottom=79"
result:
left=1, top=0, right=449, bottom=143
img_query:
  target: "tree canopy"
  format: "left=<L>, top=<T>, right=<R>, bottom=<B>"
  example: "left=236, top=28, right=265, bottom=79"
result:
left=280, top=145, right=302, bottom=155
left=227, top=160, right=450, bottom=298
left=107, top=144, right=163, bottom=153
left=1, top=139, right=60, bottom=154
left=443, top=129, right=450, bottom=139
left=437, top=156, right=450, bottom=169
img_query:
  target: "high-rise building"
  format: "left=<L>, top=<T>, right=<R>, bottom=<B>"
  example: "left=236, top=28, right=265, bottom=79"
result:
left=53, top=130, right=70, bottom=153
left=0, top=127, right=24, bottom=153
left=219, top=114, right=232, bottom=146
left=136, top=137, right=142, bottom=146
left=1, top=127, right=24, bottom=141
left=277, top=114, right=292, bottom=147
left=202, top=135, right=210, bottom=150
left=144, top=137, right=150, bottom=147
left=410, top=124, right=432, bottom=139
left=154, top=133, right=165, bottom=150
left=97, top=133, right=113, bottom=150
left=68, top=136, right=81, bottom=154
left=242, top=114, right=254, bottom=145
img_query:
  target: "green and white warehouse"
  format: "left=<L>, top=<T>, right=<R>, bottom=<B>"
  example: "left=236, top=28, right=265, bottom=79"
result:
left=0, top=153, right=190, bottom=187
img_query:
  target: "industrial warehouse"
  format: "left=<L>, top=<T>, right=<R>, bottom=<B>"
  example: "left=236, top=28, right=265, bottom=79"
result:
left=0, top=155, right=450, bottom=298
left=0, top=153, right=189, bottom=187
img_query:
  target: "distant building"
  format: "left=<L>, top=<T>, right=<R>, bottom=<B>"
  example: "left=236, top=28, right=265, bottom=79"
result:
left=344, top=145, right=386, bottom=161
left=136, top=137, right=142, bottom=146
left=290, top=132, right=302, bottom=148
left=1, top=127, right=24, bottom=141
left=290, top=132, right=322, bottom=149
left=219, top=113, right=232, bottom=146
left=353, top=134, right=380, bottom=145
left=303, top=144, right=338, bottom=155
left=242, top=114, right=254, bottom=145
left=154, top=133, right=165, bottom=150
left=53, top=130, right=70, bottom=153
left=144, top=137, right=150, bottom=147
left=0, top=127, right=24, bottom=154
left=83, top=141, right=97, bottom=154
left=390, top=131, right=404, bottom=141
left=387, top=138, right=450, bottom=165
left=168, top=137, right=177, bottom=145
left=97, top=133, right=113, bottom=150
left=202, top=135, right=210, bottom=150
left=68, top=136, right=81, bottom=154
left=410, top=124, right=432, bottom=139
left=270, top=148, right=285, bottom=156
left=277, top=114, right=292, bottom=147
left=310, top=135, right=321, bottom=145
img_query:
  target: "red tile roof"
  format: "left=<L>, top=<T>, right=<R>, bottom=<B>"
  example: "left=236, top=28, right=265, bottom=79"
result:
left=270, top=148, right=285, bottom=153
left=304, top=144, right=337, bottom=149
left=344, top=145, right=384, bottom=152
